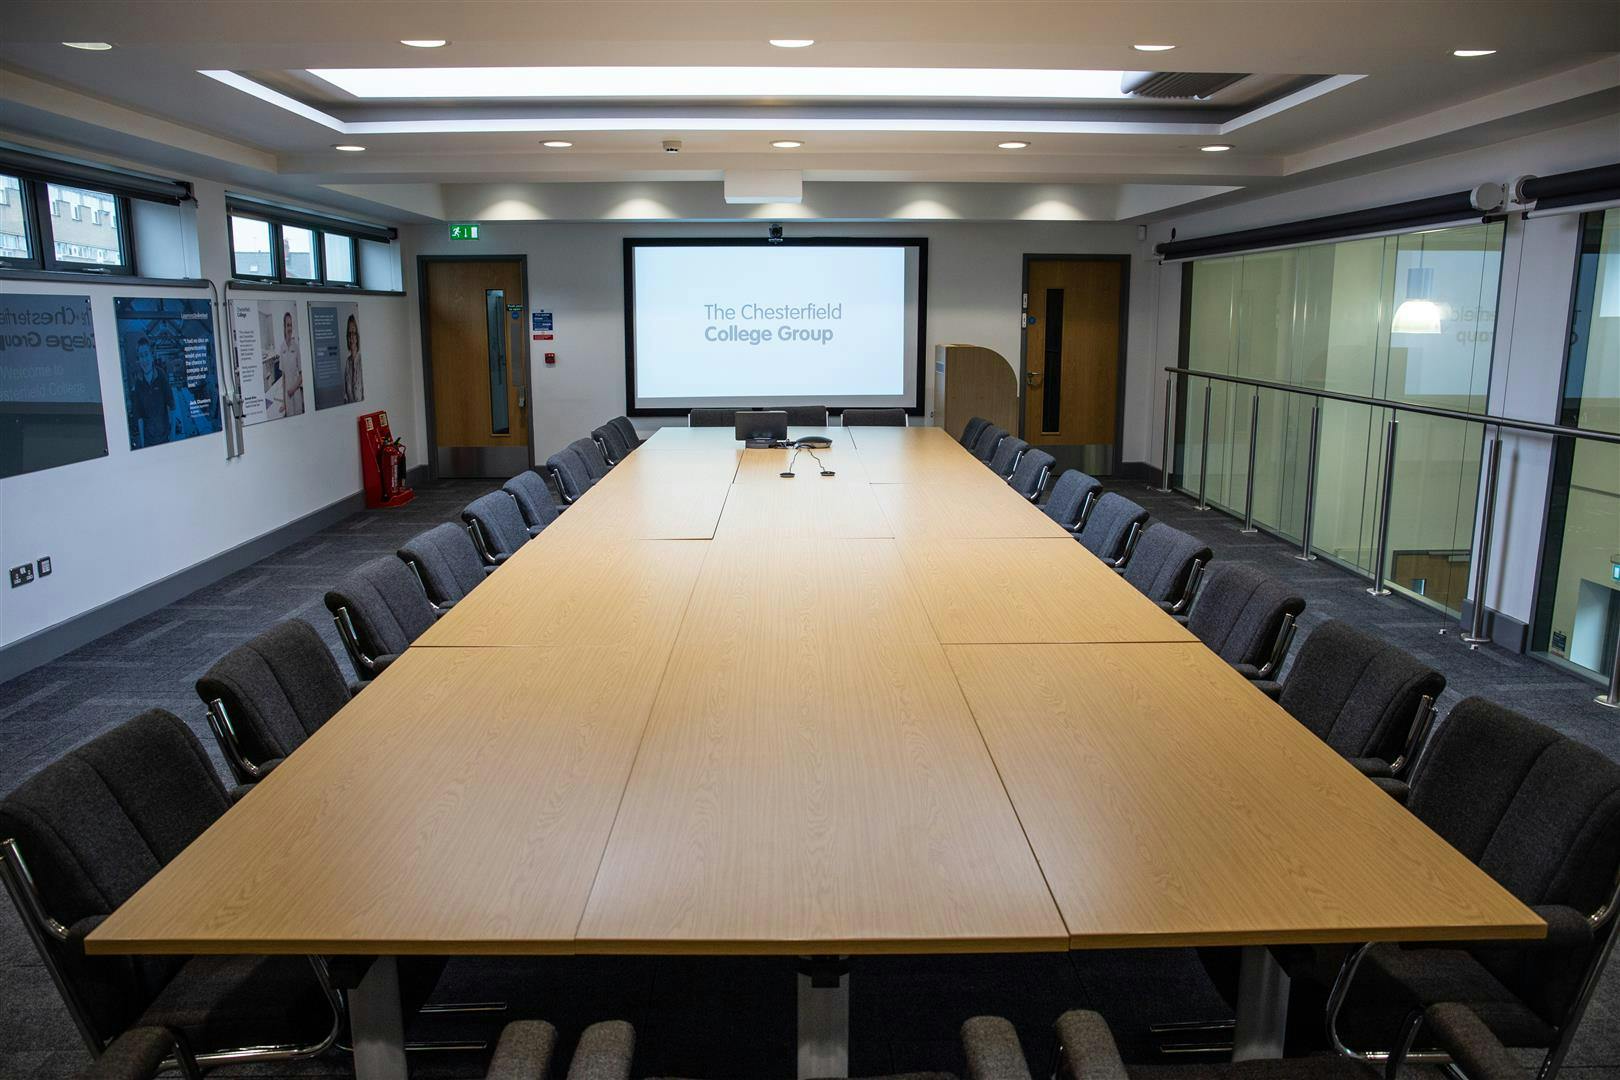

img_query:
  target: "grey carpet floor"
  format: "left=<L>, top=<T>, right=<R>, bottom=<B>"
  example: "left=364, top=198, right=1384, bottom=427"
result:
left=0, top=474, right=1615, bottom=1079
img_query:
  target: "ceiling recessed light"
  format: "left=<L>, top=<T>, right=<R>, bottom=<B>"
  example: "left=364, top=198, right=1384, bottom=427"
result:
left=768, top=39, right=815, bottom=48
left=332, top=144, right=367, bottom=152
left=771, top=139, right=804, bottom=148
left=998, top=141, right=1030, bottom=149
left=400, top=39, right=448, bottom=48
left=1133, top=44, right=1176, bottom=52
left=1200, top=144, right=1233, bottom=152
left=542, top=140, right=573, bottom=148
left=62, top=41, right=113, bottom=51
left=1452, top=49, right=1497, bottom=57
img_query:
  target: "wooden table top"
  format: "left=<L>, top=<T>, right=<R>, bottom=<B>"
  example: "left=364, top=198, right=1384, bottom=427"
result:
left=89, top=421, right=1542, bottom=958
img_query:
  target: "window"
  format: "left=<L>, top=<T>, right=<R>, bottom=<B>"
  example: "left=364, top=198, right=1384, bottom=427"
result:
left=323, top=231, right=356, bottom=284
left=0, top=174, right=30, bottom=263
left=228, top=206, right=371, bottom=288
left=1533, top=208, right=1620, bottom=684
left=231, top=215, right=274, bottom=277
left=43, top=182, right=128, bottom=270
left=1175, top=220, right=1504, bottom=616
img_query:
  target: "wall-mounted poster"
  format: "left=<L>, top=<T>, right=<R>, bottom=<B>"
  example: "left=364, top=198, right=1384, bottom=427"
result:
left=309, top=301, right=363, bottom=410
left=0, top=293, right=107, bottom=479
left=230, top=300, right=305, bottom=425
left=115, top=297, right=222, bottom=450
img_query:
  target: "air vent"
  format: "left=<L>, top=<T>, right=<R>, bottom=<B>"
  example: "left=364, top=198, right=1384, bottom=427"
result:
left=1120, top=71, right=1249, bottom=100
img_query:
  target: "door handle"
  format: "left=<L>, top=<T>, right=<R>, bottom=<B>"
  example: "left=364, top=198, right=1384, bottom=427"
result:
left=1027, top=370, right=1043, bottom=389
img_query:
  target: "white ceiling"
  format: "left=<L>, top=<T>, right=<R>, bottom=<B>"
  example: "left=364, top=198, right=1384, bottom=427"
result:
left=1, top=1, right=1616, bottom=223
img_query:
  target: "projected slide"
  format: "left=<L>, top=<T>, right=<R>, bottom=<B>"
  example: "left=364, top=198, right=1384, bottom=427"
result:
left=628, top=241, right=922, bottom=411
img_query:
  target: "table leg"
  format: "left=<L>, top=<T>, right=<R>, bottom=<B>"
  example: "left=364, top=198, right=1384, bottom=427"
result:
left=351, top=955, right=408, bottom=1079
left=1232, top=945, right=1290, bottom=1061
left=797, top=957, right=849, bottom=1079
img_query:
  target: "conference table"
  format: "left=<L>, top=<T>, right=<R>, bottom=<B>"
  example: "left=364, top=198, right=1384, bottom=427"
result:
left=88, top=423, right=1542, bottom=1079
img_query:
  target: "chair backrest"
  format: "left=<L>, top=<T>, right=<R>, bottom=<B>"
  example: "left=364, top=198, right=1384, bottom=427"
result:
left=688, top=408, right=735, bottom=427
left=399, top=521, right=487, bottom=604
left=1184, top=562, right=1304, bottom=668
left=546, top=445, right=595, bottom=502
left=1123, top=523, right=1212, bottom=607
left=772, top=405, right=827, bottom=426
left=195, top=619, right=350, bottom=772
left=1407, top=697, right=1620, bottom=1029
left=1007, top=448, right=1054, bottom=500
left=959, top=416, right=990, bottom=448
left=592, top=422, right=632, bottom=464
left=988, top=435, right=1029, bottom=478
left=570, top=437, right=612, bottom=481
left=1277, top=619, right=1444, bottom=764
left=502, top=470, right=561, bottom=531
left=608, top=415, right=641, bottom=450
left=1076, top=492, right=1148, bottom=562
left=970, top=424, right=1006, bottom=463
left=1042, top=470, right=1101, bottom=530
left=463, top=490, right=532, bottom=560
left=841, top=407, right=907, bottom=426
left=324, top=554, right=439, bottom=662
left=0, top=709, right=230, bottom=1044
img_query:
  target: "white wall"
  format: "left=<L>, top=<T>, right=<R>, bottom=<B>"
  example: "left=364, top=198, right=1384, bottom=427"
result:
left=402, top=218, right=1146, bottom=462
left=0, top=170, right=416, bottom=650
left=1133, top=113, right=1618, bottom=630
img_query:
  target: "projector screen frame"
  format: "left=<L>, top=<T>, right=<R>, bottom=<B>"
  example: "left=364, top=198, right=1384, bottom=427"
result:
left=622, top=235, right=929, bottom=418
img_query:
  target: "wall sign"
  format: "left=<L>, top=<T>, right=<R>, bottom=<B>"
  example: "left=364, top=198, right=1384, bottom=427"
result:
left=449, top=222, right=481, bottom=241
left=309, top=301, right=364, bottom=410
left=0, top=293, right=107, bottom=478
left=230, top=300, right=305, bottom=426
left=115, top=297, right=221, bottom=450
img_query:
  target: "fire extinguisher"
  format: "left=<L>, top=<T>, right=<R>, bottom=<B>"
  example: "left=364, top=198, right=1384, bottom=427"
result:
left=378, top=436, right=406, bottom=503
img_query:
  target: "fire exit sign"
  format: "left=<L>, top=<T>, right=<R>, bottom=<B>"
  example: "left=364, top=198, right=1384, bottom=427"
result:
left=448, top=222, right=480, bottom=240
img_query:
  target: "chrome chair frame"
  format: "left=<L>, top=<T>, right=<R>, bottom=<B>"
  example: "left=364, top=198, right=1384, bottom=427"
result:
left=0, top=837, right=342, bottom=1070
left=400, top=556, right=456, bottom=616
left=464, top=515, right=507, bottom=567
left=1253, top=611, right=1298, bottom=681
left=330, top=604, right=386, bottom=679
left=1104, top=519, right=1145, bottom=570
left=202, top=698, right=267, bottom=785
left=1326, top=861, right=1620, bottom=1079
left=1012, top=461, right=1051, bottom=502
left=1166, top=555, right=1209, bottom=616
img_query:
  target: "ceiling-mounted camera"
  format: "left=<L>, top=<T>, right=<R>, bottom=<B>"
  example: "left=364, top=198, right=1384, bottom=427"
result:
left=661, top=139, right=682, bottom=154
left=767, top=223, right=784, bottom=244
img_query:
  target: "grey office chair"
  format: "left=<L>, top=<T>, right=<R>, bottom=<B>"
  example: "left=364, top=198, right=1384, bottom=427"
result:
left=1122, top=522, right=1210, bottom=615
left=959, top=416, right=990, bottom=448
left=688, top=408, right=736, bottom=427
left=502, top=470, right=562, bottom=533
left=1181, top=562, right=1303, bottom=681
left=782, top=404, right=829, bottom=425
left=547, top=444, right=596, bottom=503
left=608, top=415, right=643, bottom=450
left=593, top=421, right=634, bottom=465
left=463, top=490, right=533, bottom=564
left=1075, top=492, right=1148, bottom=567
left=571, top=436, right=612, bottom=482
left=324, top=555, right=439, bottom=678
left=1316, top=698, right=1620, bottom=1076
left=1007, top=447, right=1054, bottom=501
left=1264, top=619, right=1444, bottom=793
left=195, top=619, right=352, bottom=784
left=1036, top=1011, right=1376, bottom=1079
left=1041, top=470, right=1101, bottom=531
left=399, top=521, right=493, bottom=609
left=971, top=424, right=1007, bottom=463
left=0, top=710, right=342, bottom=1071
left=841, top=407, right=907, bottom=426
left=987, top=435, right=1028, bottom=479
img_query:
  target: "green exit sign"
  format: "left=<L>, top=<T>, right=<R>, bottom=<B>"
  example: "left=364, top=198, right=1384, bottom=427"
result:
left=448, top=222, right=480, bottom=241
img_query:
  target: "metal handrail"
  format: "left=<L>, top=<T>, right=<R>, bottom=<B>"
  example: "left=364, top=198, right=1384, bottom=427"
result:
left=1162, top=366, right=1620, bottom=445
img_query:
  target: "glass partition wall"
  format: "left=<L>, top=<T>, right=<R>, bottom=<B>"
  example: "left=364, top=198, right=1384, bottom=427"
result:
left=1174, top=221, right=1503, bottom=615
left=1534, top=209, right=1620, bottom=683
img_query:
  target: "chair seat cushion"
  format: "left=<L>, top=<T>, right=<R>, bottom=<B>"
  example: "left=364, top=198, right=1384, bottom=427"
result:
left=137, top=953, right=333, bottom=1052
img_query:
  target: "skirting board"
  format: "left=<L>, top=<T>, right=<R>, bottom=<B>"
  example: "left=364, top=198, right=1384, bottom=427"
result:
left=0, top=470, right=423, bottom=685
left=1456, top=599, right=1531, bottom=654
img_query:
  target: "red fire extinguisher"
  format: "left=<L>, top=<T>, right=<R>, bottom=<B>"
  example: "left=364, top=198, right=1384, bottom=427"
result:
left=358, top=410, right=415, bottom=508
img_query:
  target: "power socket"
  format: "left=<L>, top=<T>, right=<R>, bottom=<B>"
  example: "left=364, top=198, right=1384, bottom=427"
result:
left=9, top=563, right=34, bottom=588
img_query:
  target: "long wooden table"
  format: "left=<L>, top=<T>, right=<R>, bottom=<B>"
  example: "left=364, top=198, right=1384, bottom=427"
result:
left=89, top=423, right=1541, bottom=1078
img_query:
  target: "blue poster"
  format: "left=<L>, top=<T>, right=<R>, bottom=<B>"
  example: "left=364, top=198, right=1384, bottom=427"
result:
left=308, top=301, right=363, bottom=410
left=0, top=293, right=107, bottom=479
left=114, top=296, right=221, bottom=450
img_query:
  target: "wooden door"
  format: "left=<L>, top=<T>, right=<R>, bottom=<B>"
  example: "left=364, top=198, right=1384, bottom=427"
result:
left=423, top=258, right=529, bottom=477
left=1021, top=258, right=1125, bottom=458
